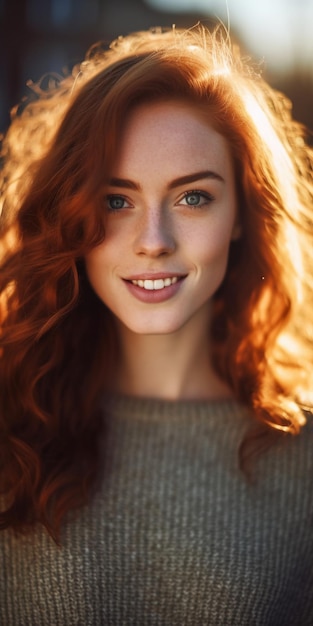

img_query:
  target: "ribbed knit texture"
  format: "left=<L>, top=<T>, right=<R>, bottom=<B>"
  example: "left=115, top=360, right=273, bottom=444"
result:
left=1, top=395, right=313, bottom=625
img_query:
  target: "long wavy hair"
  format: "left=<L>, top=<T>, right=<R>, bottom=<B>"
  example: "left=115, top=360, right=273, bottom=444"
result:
left=1, top=25, right=313, bottom=540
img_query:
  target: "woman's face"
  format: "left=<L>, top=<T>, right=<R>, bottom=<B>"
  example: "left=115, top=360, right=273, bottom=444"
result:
left=85, top=100, right=240, bottom=335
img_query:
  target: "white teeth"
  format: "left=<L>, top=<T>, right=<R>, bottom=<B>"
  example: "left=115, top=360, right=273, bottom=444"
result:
left=154, top=279, right=164, bottom=290
left=131, top=277, right=180, bottom=290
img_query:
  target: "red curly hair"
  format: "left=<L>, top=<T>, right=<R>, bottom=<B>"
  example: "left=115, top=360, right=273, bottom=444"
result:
left=1, top=25, right=313, bottom=540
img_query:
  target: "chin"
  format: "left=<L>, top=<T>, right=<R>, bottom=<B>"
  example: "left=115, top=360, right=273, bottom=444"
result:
left=120, top=316, right=187, bottom=336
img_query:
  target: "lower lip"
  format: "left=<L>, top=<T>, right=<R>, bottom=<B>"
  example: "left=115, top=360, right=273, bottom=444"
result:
left=123, top=278, right=185, bottom=303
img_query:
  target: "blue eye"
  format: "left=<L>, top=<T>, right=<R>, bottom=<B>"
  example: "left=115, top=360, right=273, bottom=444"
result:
left=107, top=195, right=128, bottom=211
left=180, top=191, right=214, bottom=207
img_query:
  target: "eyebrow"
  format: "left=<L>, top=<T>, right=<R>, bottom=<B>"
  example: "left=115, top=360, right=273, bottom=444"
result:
left=108, top=170, right=225, bottom=191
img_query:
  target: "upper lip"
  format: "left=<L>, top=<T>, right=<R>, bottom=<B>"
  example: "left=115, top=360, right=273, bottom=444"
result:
left=123, top=272, right=187, bottom=281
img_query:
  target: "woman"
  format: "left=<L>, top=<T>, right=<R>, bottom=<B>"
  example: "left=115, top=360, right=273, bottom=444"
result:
left=0, top=25, right=313, bottom=625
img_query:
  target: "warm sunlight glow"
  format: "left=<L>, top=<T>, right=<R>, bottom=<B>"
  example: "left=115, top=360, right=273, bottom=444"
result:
left=242, top=87, right=304, bottom=300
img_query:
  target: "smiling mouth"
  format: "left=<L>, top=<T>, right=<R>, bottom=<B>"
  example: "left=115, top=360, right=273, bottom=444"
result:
left=130, top=277, right=180, bottom=291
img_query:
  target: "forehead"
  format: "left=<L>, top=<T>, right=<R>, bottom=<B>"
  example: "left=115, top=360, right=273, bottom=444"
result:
left=112, top=100, right=233, bottom=177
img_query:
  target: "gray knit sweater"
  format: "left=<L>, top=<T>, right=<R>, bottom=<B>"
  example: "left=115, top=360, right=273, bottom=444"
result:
left=1, top=395, right=313, bottom=625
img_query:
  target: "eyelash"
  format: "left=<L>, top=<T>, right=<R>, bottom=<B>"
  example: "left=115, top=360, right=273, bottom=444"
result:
left=106, top=195, right=132, bottom=212
left=178, top=190, right=215, bottom=208
left=105, top=189, right=215, bottom=212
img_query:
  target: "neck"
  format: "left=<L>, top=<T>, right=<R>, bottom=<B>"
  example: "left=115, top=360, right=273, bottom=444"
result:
left=113, top=305, right=232, bottom=401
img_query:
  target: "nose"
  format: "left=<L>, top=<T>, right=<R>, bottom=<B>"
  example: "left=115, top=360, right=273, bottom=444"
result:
left=134, top=206, right=176, bottom=257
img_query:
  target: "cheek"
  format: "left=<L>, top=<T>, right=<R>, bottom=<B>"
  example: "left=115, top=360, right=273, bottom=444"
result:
left=85, top=247, right=110, bottom=293
left=191, top=222, right=235, bottom=268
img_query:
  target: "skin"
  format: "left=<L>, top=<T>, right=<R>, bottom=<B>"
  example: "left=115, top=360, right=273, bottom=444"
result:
left=85, top=100, right=241, bottom=399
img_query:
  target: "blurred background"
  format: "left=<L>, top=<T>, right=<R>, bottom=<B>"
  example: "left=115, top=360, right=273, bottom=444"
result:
left=1, top=0, right=313, bottom=137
